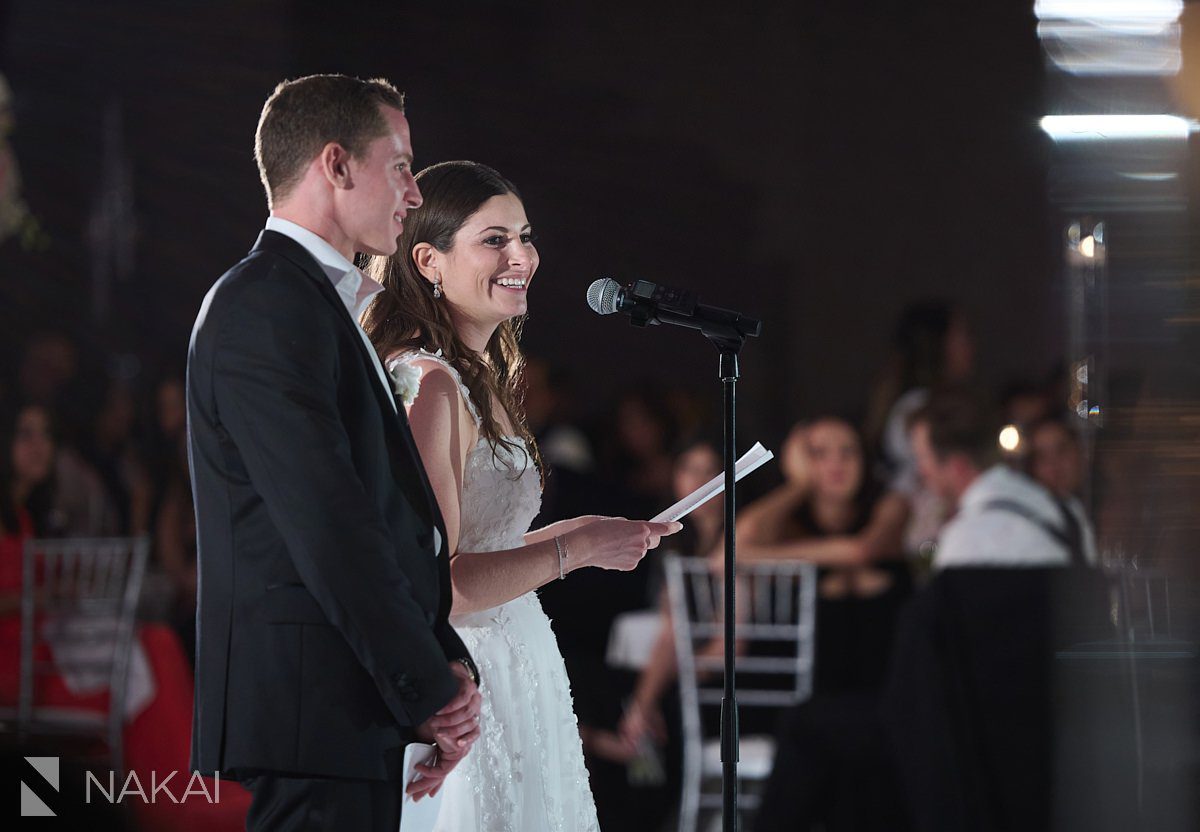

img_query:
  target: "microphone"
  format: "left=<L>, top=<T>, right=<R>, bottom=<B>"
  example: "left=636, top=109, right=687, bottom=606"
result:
left=586, top=278, right=762, bottom=342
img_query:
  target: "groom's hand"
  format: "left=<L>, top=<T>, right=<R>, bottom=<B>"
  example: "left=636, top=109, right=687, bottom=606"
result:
left=410, top=662, right=482, bottom=800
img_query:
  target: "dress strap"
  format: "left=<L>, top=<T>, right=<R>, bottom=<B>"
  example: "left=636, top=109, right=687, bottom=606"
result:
left=387, top=348, right=482, bottom=426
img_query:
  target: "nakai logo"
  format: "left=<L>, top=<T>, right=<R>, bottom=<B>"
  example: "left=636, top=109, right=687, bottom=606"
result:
left=86, top=769, right=222, bottom=804
left=18, top=756, right=222, bottom=816
left=21, top=756, right=59, bottom=817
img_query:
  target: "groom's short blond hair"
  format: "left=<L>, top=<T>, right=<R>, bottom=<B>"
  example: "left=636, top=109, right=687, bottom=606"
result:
left=254, top=74, right=406, bottom=207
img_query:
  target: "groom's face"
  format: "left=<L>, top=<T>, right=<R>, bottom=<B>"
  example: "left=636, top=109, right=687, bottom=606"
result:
left=340, top=106, right=423, bottom=257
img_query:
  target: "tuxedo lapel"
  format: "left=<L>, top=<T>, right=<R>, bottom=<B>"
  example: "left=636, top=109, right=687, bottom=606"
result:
left=249, top=231, right=448, bottom=542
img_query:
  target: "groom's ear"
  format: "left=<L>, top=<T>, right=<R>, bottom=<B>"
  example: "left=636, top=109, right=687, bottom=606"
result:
left=318, top=142, right=353, bottom=189
left=411, top=243, right=440, bottom=282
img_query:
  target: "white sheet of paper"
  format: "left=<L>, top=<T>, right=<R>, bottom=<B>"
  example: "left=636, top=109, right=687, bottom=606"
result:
left=399, top=742, right=444, bottom=832
left=650, top=442, right=775, bottom=523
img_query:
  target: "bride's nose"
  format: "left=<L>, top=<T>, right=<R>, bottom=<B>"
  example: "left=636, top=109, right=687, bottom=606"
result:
left=507, top=246, right=532, bottom=270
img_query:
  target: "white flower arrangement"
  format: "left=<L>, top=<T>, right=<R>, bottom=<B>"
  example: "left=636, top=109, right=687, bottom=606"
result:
left=388, top=360, right=423, bottom=407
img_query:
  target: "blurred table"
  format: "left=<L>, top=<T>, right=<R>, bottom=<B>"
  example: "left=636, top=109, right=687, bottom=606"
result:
left=605, top=609, right=662, bottom=670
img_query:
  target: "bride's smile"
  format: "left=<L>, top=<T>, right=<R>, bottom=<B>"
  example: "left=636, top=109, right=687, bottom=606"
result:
left=425, top=192, right=539, bottom=342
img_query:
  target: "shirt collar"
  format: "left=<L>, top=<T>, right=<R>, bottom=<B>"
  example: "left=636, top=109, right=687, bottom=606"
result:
left=959, top=465, right=1044, bottom=513
left=264, top=216, right=384, bottom=321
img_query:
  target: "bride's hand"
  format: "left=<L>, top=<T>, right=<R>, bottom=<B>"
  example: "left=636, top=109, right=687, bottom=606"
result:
left=415, top=663, right=481, bottom=755
left=563, top=519, right=683, bottom=573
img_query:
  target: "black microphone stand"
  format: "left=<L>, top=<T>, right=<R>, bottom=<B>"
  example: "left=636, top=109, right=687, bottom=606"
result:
left=714, top=332, right=743, bottom=832
left=624, top=297, right=756, bottom=832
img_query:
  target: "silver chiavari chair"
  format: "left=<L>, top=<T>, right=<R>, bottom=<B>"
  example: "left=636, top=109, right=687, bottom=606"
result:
left=666, top=556, right=817, bottom=832
left=1, top=536, right=149, bottom=773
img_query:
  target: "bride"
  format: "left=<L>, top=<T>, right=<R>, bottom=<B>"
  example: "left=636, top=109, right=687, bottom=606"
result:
left=363, top=160, right=679, bottom=831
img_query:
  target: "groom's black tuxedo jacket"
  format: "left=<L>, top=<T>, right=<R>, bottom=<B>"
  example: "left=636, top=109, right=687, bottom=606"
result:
left=186, top=230, right=471, bottom=781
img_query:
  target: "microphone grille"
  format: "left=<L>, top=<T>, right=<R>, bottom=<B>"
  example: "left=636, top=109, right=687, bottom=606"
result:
left=586, top=278, right=622, bottom=315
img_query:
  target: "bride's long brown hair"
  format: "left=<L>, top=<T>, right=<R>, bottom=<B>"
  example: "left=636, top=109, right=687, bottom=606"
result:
left=361, top=160, right=542, bottom=479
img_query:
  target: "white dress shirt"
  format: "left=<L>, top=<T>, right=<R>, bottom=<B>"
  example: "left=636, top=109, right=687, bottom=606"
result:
left=263, top=217, right=443, bottom=556
left=934, top=465, right=1098, bottom=569
left=264, top=216, right=395, bottom=412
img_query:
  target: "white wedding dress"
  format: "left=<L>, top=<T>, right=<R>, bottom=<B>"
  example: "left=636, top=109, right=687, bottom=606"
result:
left=391, top=351, right=600, bottom=832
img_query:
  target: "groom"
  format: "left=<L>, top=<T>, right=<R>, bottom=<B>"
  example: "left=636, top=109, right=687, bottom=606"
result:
left=187, top=75, right=480, bottom=830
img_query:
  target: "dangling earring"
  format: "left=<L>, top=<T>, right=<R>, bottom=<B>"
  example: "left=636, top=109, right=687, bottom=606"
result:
left=432, top=277, right=443, bottom=299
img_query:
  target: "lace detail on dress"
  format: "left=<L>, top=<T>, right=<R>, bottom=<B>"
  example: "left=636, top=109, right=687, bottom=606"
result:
left=455, top=440, right=540, bottom=556
left=387, top=348, right=481, bottom=426
left=426, top=398, right=599, bottom=831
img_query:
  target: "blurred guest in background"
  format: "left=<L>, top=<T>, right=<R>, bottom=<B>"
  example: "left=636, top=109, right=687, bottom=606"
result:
left=602, top=387, right=679, bottom=520
left=523, top=356, right=601, bottom=529
left=522, top=356, right=594, bottom=475
left=541, top=385, right=686, bottom=825
left=146, top=374, right=189, bottom=502
left=737, top=417, right=910, bottom=694
left=0, top=406, right=36, bottom=619
left=15, top=331, right=79, bottom=411
left=149, top=376, right=197, bottom=663
left=865, top=301, right=975, bottom=480
left=576, top=436, right=724, bottom=831
left=909, top=392, right=1097, bottom=568
left=1026, top=414, right=1086, bottom=501
left=748, top=418, right=911, bottom=832
left=1000, top=378, right=1053, bottom=431
left=4, top=402, right=112, bottom=537
left=619, top=437, right=725, bottom=754
left=81, top=380, right=152, bottom=536
left=147, top=374, right=197, bottom=635
left=0, top=402, right=245, bottom=830
left=864, top=301, right=975, bottom=556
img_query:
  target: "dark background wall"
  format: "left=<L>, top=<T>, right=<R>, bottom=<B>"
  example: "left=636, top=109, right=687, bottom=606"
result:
left=0, top=0, right=1056, bottom=445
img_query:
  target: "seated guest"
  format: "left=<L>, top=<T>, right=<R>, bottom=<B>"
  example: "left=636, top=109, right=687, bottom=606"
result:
left=1026, top=414, right=1085, bottom=500
left=0, top=404, right=251, bottom=828
left=620, top=438, right=725, bottom=751
left=80, top=380, right=153, bottom=536
left=147, top=375, right=199, bottom=662
left=0, top=406, right=37, bottom=619
left=908, top=392, right=1097, bottom=568
left=1000, top=378, right=1053, bottom=431
left=737, top=417, right=910, bottom=694
left=575, top=438, right=724, bottom=831
left=601, top=387, right=679, bottom=520
left=6, top=401, right=115, bottom=538
left=864, top=301, right=975, bottom=556
left=751, top=419, right=912, bottom=832
left=882, top=402, right=1118, bottom=831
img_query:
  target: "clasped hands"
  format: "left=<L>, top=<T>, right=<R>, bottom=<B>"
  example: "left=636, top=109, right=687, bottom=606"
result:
left=407, top=661, right=482, bottom=801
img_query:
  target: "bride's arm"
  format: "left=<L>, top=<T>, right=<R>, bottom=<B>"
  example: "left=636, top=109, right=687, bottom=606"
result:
left=404, top=364, right=477, bottom=558
left=523, top=516, right=606, bottom=546
left=407, top=366, right=669, bottom=615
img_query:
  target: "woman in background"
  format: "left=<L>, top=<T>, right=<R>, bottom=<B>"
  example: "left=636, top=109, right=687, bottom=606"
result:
left=747, top=418, right=912, bottom=832
left=737, top=417, right=909, bottom=693
left=0, top=402, right=252, bottom=828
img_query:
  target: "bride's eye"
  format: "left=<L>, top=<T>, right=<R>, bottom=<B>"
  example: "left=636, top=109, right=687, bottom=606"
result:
left=520, top=232, right=536, bottom=244
left=483, top=235, right=506, bottom=247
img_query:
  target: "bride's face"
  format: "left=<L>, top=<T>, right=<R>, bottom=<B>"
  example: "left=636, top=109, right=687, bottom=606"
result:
left=437, top=193, right=538, bottom=328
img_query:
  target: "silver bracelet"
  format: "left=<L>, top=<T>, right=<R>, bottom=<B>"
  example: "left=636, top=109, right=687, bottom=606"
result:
left=554, top=535, right=567, bottom=580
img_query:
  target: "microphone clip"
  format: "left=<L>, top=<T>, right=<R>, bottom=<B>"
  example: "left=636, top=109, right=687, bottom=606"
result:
left=624, top=280, right=698, bottom=327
